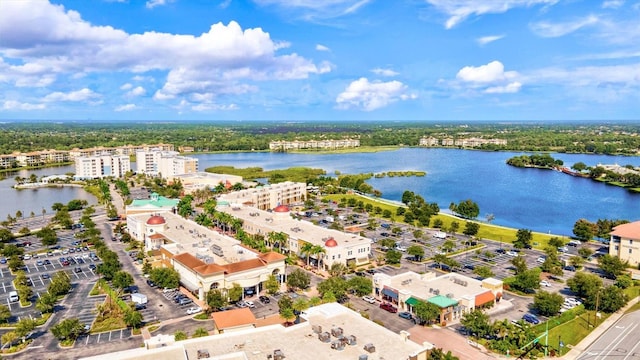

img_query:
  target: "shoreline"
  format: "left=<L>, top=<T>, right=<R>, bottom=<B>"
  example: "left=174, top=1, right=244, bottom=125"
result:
left=13, top=182, right=83, bottom=190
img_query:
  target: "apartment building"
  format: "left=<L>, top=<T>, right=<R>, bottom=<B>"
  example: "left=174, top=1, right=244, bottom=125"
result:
left=0, top=154, right=18, bottom=169
left=74, top=155, right=131, bottom=179
left=218, top=181, right=306, bottom=210
left=136, top=150, right=198, bottom=177
left=420, top=137, right=507, bottom=148
left=609, top=221, right=640, bottom=266
left=269, top=139, right=360, bottom=151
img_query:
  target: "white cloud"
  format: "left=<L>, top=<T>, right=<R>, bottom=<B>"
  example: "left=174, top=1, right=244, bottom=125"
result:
left=219, top=0, right=232, bottom=9
left=146, top=0, right=171, bottom=9
left=126, top=86, right=146, bottom=97
left=425, top=0, right=559, bottom=29
left=485, top=82, right=522, bottom=93
left=602, top=0, right=624, bottom=9
left=530, top=15, right=599, bottom=37
left=115, top=104, right=136, bottom=111
left=0, top=1, right=328, bottom=105
left=253, top=0, right=372, bottom=19
left=371, top=68, right=399, bottom=77
left=476, top=35, right=504, bottom=45
left=457, top=61, right=518, bottom=83
left=43, top=88, right=100, bottom=102
left=336, top=77, right=417, bottom=111
left=120, top=83, right=133, bottom=90
left=3, top=100, right=46, bottom=110
left=316, top=44, right=330, bottom=52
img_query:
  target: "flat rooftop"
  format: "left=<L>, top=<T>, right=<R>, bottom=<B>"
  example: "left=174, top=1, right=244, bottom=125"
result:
left=80, top=303, right=429, bottom=360
left=385, top=271, right=488, bottom=300
left=132, top=212, right=257, bottom=265
left=220, top=205, right=371, bottom=249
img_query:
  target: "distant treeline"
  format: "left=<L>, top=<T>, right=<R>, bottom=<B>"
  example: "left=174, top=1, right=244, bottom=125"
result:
left=2, top=121, right=640, bottom=156
left=374, top=171, right=426, bottom=178
left=506, top=154, right=564, bottom=168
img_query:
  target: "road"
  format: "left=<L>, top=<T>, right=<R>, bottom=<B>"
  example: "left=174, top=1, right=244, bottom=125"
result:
left=576, top=311, right=640, bottom=360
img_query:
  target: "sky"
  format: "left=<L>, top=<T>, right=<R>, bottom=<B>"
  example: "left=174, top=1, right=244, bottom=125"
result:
left=0, top=0, right=639, bottom=122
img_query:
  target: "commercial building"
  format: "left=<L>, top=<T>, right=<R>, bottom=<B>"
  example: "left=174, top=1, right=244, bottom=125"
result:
left=124, top=193, right=179, bottom=216
left=74, top=154, right=131, bottom=179
left=609, top=221, right=640, bottom=266
left=217, top=203, right=372, bottom=270
left=136, top=150, right=198, bottom=177
left=80, top=303, right=433, bottom=360
left=373, top=271, right=503, bottom=324
left=217, top=181, right=306, bottom=211
left=126, top=211, right=286, bottom=301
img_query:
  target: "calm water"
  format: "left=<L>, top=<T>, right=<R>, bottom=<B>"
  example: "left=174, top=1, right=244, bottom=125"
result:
left=0, top=166, right=95, bottom=219
left=1, top=148, right=638, bottom=236
left=194, top=148, right=640, bottom=237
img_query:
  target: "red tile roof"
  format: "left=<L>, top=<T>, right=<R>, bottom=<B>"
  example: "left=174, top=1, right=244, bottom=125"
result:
left=173, top=253, right=205, bottom=270
left=475, top=291, right=495, bottom=307
left=222, top=258, right=265, bottom=274
left=259, top=251, right=287, bottom=263
left=612, top=222, right=640, bottom=240
left=211, top=308, right=256, bottom=329
left=193, top=263, right=225, bottom=275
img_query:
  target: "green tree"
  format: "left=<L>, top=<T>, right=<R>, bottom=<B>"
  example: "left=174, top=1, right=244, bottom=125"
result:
left=264, top=274, right=280, bottom=295
left=280, top=307, right=296, bottom=325
left=615, top=274, right=633, bottom=289
left=48, top=271, right=72, bottom=296
left=347, top=276, right=373, bottom=296
left=385, top=249, right=402, bottom=264
left=328, top=262, right=347, bottom=278
left=0, top=304, right=11, bottom=323
left=278, top=295, right=293, bottom=313
left=174, top=330, right=188, bottom=341
left=15, top=317, right=37, bottom=339
left=317, top=276, right=348, bottom=301
left=473, top=266, right=494, bottom=279
left=513, top=229, right=532, bottom=249
left=598, top=254, right=628, bottom=278
left=50, top=318, right=85, bottom=341
left=548, top=237, right=564, bottom=248
left=461, top=309, right=492, bottom=337
left=124, top=310, right=144, bottom=329
left=533, top=291, right=564, bottom=316
left=8, top=255, right=25, bottom=272
left=206, top=289, right=228, bottom=310
left=149, top=267, right=181, bottom=289
left=1, top=331, right=18, bottom=348
left=227, top=283, right=243, bottom=303
left=407, top=245, right=425, bottom=261
left=0, top=228, right=14, bottom=242
left=463, top=222, right=480, bottom=236
left=430, top=348, right=460, bottom=360
left=578, top=247, right=594, bottom=259
left=567, top=272, right=603, bottom=299
left=511, top=256, right=527, bottom=275
left=573, top=219, right=597, bottom=241
left=286, top=269, right=310, bottom=291
left=193, top=327, right=209, bottom=338
left=598, top=285, right=628, bottom=313
left=36, top=292, right=57, bottom=314
left=413, top=300, right=440, bottom=325
left=450, top=199, right=479, bottom=219
left=512, top=268, right=541, bottom=293
left=112, top=271, right=134, bottom=291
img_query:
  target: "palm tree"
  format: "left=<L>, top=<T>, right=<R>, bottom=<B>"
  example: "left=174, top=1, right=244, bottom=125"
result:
left=300, top=243, right=314, bottom=267
left=311, top=245, right=326, bottom=270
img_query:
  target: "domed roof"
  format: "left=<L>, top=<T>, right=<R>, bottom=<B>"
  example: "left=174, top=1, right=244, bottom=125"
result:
left=146, top=215, right=166, bottom=225
left=325, top=237, right=338, bottom=247
left=273, top=205, right=290, bottom=213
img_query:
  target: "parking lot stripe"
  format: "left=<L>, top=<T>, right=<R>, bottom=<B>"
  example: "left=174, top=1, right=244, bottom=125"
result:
left=0, top=268, right=4, bottom=278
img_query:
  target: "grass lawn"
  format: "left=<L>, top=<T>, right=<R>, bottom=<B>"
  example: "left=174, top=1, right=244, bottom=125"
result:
left=323, top=193, right=562, bottom=248
left=545, top=310, right=610, bottom=352
left=91, top=316, right=126, bottom=333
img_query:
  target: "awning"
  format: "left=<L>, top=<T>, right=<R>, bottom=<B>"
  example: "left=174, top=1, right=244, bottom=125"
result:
left=475, top=291, right=495, bottom=307
left=180, top=279, right=200, bottom=293
left=405, top=297, right=420, bottom=306
left=381, top=288, right=398, bottom=300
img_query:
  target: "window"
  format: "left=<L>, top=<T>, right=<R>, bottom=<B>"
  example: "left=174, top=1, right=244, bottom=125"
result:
left=348, top=251, right=352, bottom=256
left=630, top=240, right=633, bottom=245
left=629, top=249, right=633, bottom=254
left=615, top=245, right=619, bottom=250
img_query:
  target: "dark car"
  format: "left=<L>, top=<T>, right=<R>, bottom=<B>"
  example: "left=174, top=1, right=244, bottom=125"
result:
left=495, top=248, right=506, bottom=254
left=41, top=273, right=50, bottom=280
left=74, top=267, right=82, bottom=273
left=355, top=271, right=366, bottom=277
left=379, top=302, right=397, bottom=313
left=88, top=264, right=96, bottom=271
left=463, top=263, right=475, bottom=271
left=259, top=295, right=270, bottom=304
left=398, top=312, right=413, bottom=320
left=366, top=269, right=377, bottom=275
left=564, top=265, right=576, bottom=272
left=146, top=279, right=157, bottom=287
left=522, top=313, right=540, bottom=325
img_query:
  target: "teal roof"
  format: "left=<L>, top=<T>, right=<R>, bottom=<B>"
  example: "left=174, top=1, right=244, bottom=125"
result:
left=130, top=195, right=179, bottom=208
left=428, top=295, right=458, bottom=308
left=405, top=297, right=420, bottom=306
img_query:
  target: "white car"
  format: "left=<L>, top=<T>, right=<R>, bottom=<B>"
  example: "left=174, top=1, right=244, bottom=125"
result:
left=506, top=251, right=519, bottom=257
left=540, top=280, right=551, bottom=287
left=245, top=301, right=255, bottom=308
left=186, top=306, right=202, bottom=315
left=362, top=295, right=376, bottom=304
left=537, top=257, right=546, bottom=263
left=565, top=298, right=582, bottom=306
left=395, top=246, right=407, bottom=252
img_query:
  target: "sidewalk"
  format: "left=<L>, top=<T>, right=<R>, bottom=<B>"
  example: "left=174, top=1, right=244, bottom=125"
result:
left=560, top=296, right=639, bottom=359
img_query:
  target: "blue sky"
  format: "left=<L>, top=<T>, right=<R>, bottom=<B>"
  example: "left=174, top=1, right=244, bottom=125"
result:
left=0, top=0, right=639, bottom=121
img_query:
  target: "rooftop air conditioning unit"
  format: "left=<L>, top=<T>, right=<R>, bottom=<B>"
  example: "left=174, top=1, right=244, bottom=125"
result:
left=319, top=332, right=331, bottom=342
left=312, top=325, right=322, bottom=334
left=331, top=327, right=343, bottom=337
left=273, top=349, right=285, bottom=360
left=331, top=340, right=345, bottom=351
left=346, top=335, right=357, bottom=345
left=359, top=355, right=368, bottom=360
left=363, top=343, right=376, bottom=353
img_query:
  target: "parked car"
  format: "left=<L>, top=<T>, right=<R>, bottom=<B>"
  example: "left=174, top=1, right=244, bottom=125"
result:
left=379, top=302, right=397, bottom=313
left=146, top=279, right=157, bottom=287
left=398, top=312, right=413, bottom=320
left=178, top=297, right=193, bottom=305
left=355, top=271, right=365, bottom=277
left=537, top=257, right=546, bottom=263
left=41, top=273, right=50, bottom=280
left=506, top=251, right=519, bottom=257
left=88, top=264, right=96, bottom=271
left=539, top=280, right=551, bottom=287
left=245, top=301, right=255, bottom=308
left=236, top=301, right=248, bottom=308
left=565, top=298, right=582, bottom=306
left=74, top=267, right=82, bottom=273
left=362, top=295, right=376, bottom=304
left=187, top=306, right=202, bottom=315
left=259, top=295, right=270, bottom=304
left=366, top=269, right=377, bottom=275
left=522, top=313, right=540, bottom=324
left=564, top=265, right=576, bottom=272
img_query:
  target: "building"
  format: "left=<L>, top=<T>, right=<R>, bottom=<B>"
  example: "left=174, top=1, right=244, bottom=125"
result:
left=419, top=137, right=507, bottom=148
left=74, top=154, right=131, bottom=179
left=126, top=211, right=286, bottom=301
left=125, top=193, right=179, bottom=216
left=80, top=303, right=433, bottom=360
left=217, top=203, right=372, bottom=270
left=218, top=181, right=306, bottom=211
left=373, top=271, right=503, bottom=323
left=0, top=154, right=18, bottom=169
left=69, top=143, right=174, bottom=159
left=211, top=308, right=256, bottom=334
left=136, top=150, right=198, bottom=177
left=269, top=139, right=360, bottom=151
left=167, top=172, right=243, bottom=194
left=419, top=137, right=439, bottom=146
left=610, top=221, right=640, bottom=266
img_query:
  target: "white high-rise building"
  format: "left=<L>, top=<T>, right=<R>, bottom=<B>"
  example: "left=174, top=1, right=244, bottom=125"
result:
left=74, top=155, right=131, bottom=180
left=136, top=150, right=198, bottom=177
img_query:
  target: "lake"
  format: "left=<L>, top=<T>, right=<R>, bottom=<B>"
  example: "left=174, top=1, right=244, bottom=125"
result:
left=1, top=148, right=638, bottom=237
left=193, top=148, right=640, bottom=237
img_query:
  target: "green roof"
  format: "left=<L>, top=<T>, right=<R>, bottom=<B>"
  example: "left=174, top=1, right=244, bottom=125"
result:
left=130, top=195, right=179, bottom=208
left=405, top=297, right=420, bottom=306
left=428, top=295, right=458, bottom=308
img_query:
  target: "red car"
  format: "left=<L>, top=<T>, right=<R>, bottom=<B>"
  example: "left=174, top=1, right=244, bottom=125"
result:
left=379, top=302, right=397, bottom=313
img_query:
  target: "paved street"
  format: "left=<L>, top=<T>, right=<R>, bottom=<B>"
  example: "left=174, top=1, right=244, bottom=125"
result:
left=576, top=311, right=640, bottom=360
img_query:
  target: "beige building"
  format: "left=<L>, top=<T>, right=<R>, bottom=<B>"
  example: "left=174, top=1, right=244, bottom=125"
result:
left=269, top=139, right=360, bottom=151
left=127, top=212, right=286, bottom=301
left=218, top=181, right=306, bottom=211
left=168, top=172, right=243, bottom=194
left=610, top=221, right=640, bottom=266
left=80, top=303, right=433, bottom=360
left=136, top=150, right=198, bottom=177
left=217, top=203, right=372, bottom=269
left=373, top=271, right=503, bottom=323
